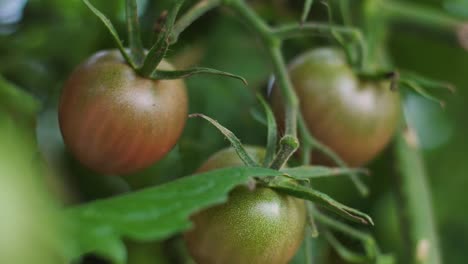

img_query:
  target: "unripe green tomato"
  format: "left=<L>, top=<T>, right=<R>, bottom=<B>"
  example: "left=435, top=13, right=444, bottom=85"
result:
left=59, top=50, right=188, bottom=175
left=184, top=146, right=307, bottom=264
left=272, top=48, right=401, bottom=166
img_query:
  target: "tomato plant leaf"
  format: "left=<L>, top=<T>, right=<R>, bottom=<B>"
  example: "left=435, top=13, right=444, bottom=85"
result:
left=126, top=0, right=145, bottom=66
left=65, top=167, right=281, bottom=263
left=189, top=113, right=259, bottom=167
left=150, top=67, right=248, bottom=85
left=301, top=0, right=314, bottom=24
left=82, top=0, right=136, bottom=68
left=0, top=75, right=40, bottom=116
left=256, top=94, right=277, bottom=167
left=282, top=166, right=369, bottom=180
left=139, top=0, right=185, bottom=76
left=268, top=178, right=373, bottom=225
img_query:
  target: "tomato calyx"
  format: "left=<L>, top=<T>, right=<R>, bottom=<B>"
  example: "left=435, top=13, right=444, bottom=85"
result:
left=83, top=0, right=247, bottom=85
left=357, top=68, right=454, bottom=107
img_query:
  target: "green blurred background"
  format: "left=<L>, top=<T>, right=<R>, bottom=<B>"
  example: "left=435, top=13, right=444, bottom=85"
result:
left=0, top=0, right=466, bottom=263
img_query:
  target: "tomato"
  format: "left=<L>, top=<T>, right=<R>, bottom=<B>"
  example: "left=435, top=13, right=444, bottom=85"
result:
left=272, top=47, right=401, bottom=166
left=59, top=50, right=188, bottom=175
left=184, top=146, right=306, bottom=264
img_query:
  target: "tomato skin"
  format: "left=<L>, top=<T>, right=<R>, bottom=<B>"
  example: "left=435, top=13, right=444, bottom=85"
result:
left=272, top=48, right=401, bottom=166
left=184, top=146, right=306, bottom=264
left=59, top=50, right=188, bottom=175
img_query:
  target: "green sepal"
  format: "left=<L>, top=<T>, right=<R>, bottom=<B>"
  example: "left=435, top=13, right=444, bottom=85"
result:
left=281, top=166, right=368, bottom=180
left=150, top=67, right=248, bottom=85
left=189, top=114, right=259, bottom=167
left=268, top=177, right=373, bottom=225
left=82, top=0, right=136, bottom=68
left=301, top=0, right=314, bottom=24
left=126, top=0, right=145, bottom=66
left=256, top=94, right=277, bottom=167
left=139, top=0, right=186, bottom=76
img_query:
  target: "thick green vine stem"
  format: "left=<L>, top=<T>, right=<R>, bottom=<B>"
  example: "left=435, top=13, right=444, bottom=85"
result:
left=168, top=0, right=375, bottom=178
left=126, top=0, right=145, bottom=66
left=169, top=0, right=221, bottom=44
left=393, top=127, right=441, bottom=264
left=379, top=0, right=464, bottom=33
left=224, top=0, right=300, bottom=168
left=372, top=0, right=468, bottom=50
left=269, top=135, right=299, bottom=170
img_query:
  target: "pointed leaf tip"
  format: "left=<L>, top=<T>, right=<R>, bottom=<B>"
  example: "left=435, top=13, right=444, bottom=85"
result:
left=150, top=67, right=247, bottom=85
left=189, top=113, right=259, bottom=167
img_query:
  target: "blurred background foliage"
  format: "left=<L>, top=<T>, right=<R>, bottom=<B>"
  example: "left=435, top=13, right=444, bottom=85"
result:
left=0, top=0, right=467, bottom=263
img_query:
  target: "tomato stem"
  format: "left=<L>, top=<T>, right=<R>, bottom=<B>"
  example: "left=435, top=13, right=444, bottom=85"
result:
left=273, top=23, right=370, bottom=74
left=273, top=22, right=362, bottom=40
left=269, top=135, right=299, bottom=170
left=380, top=0, right=464, bottom=33
left=139, top=0, right=185, bottom=77
left=300, top=0, right=313, bottom=24
left=126, top=0, right=145, bottom=66
left=378, top=0, right=468, bottom=50
left=311, top=206, right=389, bottom=261
left=225, top=0, right=300, bottom=168
left=393, top=128, right=442, bottom=264
left=169, top=0, right=221, bottom=45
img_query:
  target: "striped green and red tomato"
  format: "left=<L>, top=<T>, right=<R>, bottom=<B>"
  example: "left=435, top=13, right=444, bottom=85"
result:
left=272, top=48, right=401, bottom=166
left=59, top=50, right=188, bottom=175
left=184, top=146, right=306, bottom=264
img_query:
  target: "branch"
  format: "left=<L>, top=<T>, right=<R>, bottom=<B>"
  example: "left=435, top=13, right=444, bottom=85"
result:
left=169, top=0, right=221, bottom=44
left=393, top=127, right=442, bottom=264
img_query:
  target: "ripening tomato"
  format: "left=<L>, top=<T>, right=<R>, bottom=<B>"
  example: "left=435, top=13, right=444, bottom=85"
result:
left=59, top=50, right=188, bottom=175
left=272, top=48, right=401, bottom=166
left=184, top=146, right=306, bottom=264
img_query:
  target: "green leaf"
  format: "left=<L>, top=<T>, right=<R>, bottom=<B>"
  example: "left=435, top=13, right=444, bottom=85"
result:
left=189, top=114, right=259, bottom=167
left=0, top=75, right=40, bottom=116
left=268, top=178, right=373, bottom=225
left=139, top=0, right=185, bottom=76
left=150, top=67, right=248, bottom=85
left=65, top=167, right=281, bottom=262
left=126, top=0, right=145, bottom=66
left=256, top=94, right=277, bottom=167
left=82, top=0, right=136, bottom=68
left=282, top=166, right=368, bottom=180
left=301, top=0, right=314, bottom=24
